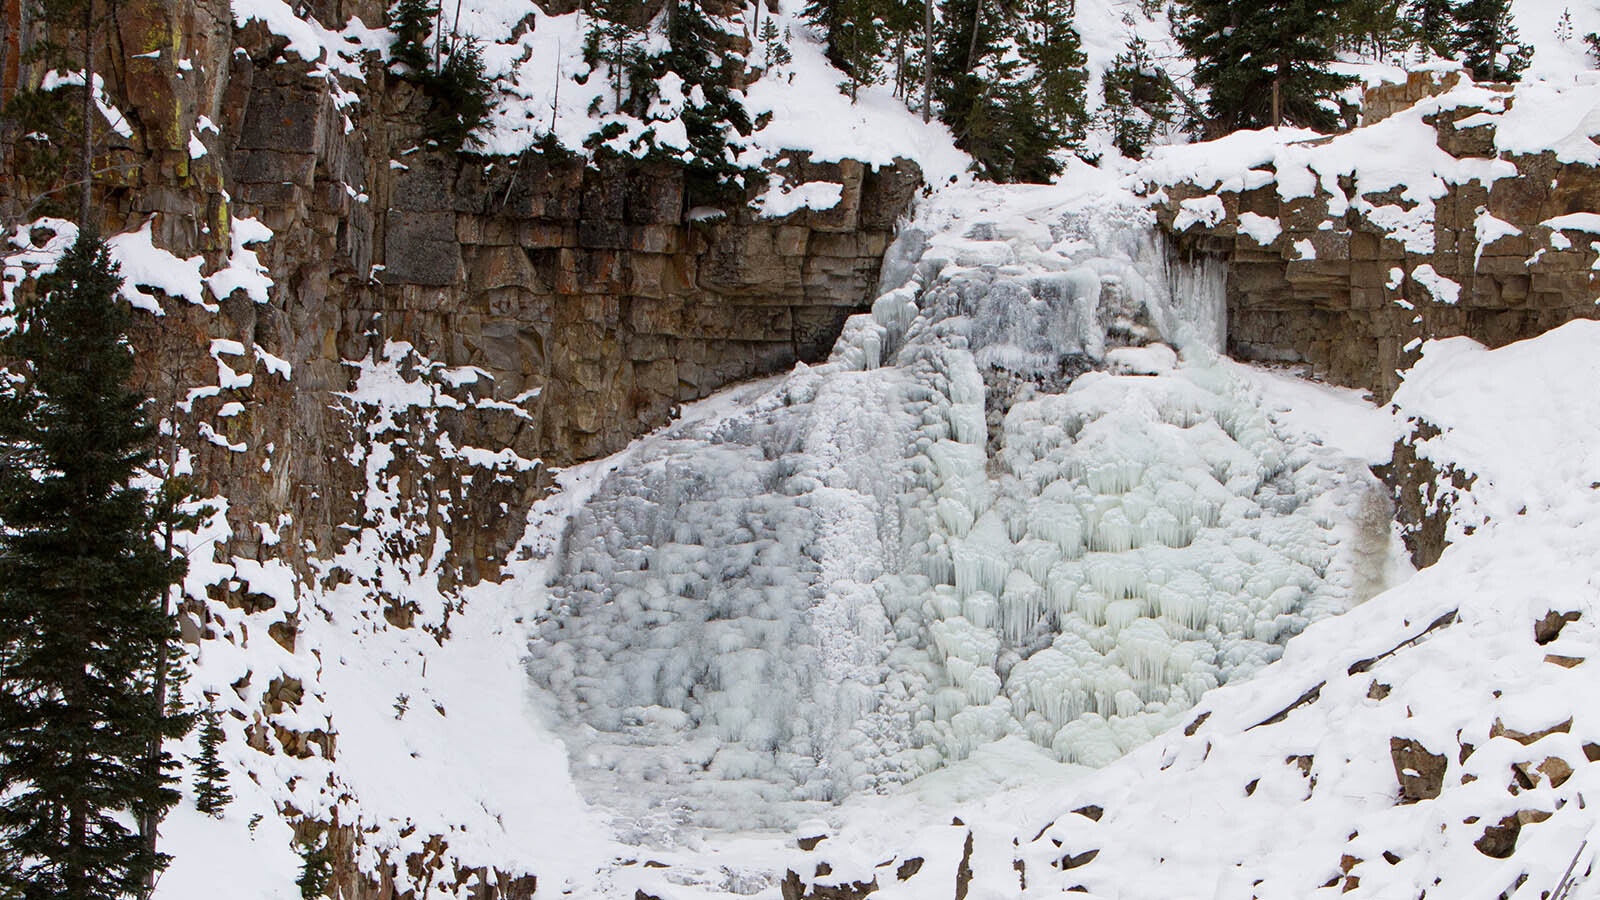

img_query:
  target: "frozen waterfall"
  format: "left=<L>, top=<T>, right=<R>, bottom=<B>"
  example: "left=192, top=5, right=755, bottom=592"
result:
left=527, top=187, right=1388, bottom=839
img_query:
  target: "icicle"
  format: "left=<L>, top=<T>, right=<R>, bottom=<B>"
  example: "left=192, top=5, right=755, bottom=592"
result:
left=1090, top=508, right=1136, bottom=553
left=1000, top=569, right=1045, bottom=644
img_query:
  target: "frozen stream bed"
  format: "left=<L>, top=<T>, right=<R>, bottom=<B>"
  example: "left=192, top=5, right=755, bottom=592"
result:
left=527, top=183, right=1399, bottom=841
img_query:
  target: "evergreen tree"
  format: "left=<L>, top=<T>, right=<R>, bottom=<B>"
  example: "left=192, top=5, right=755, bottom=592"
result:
left=931, top=0, right=1001, bottom=153
left=388, top=0, right=439, bottom=75
left=1448, top=0, right=1532, bottom=81
left=296, top=836, right=333, bottom=899
left=1404, top=0, right=1456, bottom=59
left=1016, top=0, right=1088, bottom=148
left=425, top=38, right=494, bottom=149
left=1101, top=35, right=1177, bottom=158
left=657, top=0, right=753, bottom=197
left=584, top=0, right=647, bottom=110
left=1339, top=0, right=1406, bottom=57
left=385, top=0, right=495, bottom=150
left=930, top=0, right=1084, bottom=180
left=1175, top=0, right=1358, bottom=135
left=758, top=17, right=794, bottom=71
left=803, top=0, right=886, bottom=100
left=192, top=706, right=232, bottom=817
left=0, top=228, right=191, bottom=900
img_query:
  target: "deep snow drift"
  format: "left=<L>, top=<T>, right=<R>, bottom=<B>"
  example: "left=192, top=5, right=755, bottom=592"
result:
left=526, top=182, right=1396, bottom=838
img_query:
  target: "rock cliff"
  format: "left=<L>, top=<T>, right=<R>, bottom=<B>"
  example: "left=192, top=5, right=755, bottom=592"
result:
left=3, top=0, right=919, bottom=587
left=1152, top=70, right=1600, bottom=401
left=1147, top=71, right=1600, bottom=569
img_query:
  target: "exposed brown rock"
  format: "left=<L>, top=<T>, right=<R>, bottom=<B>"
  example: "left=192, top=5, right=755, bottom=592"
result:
left=1491, top=717, right=1573, bottom=746
left=1391, top=737, right=1448, bottom=803
left=1535, top=610, right=1582, bottom=645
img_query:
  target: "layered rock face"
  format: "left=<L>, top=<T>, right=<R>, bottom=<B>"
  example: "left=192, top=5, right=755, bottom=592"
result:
left=1154, top=71, right=1600, bottom=400
left=2, top=3, right=919, bottom=588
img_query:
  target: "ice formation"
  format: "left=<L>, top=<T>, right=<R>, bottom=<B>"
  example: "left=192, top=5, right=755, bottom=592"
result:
left=527, top=188, right=1389, bottom=837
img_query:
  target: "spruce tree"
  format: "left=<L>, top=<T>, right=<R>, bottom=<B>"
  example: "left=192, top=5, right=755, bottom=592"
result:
left=0, top=228, right=190, bottom=900
left=192, top=706, right=232, bottom=817
left=388, top=0, right=440, bottom=75
left=803, top=0, right=886, bottom=100
left=1448, top=0, right=1532, bottom=81
left=1175, top=0, right=1357, bottom=135
left=1101, top=35, right=1177, bottom=158
left=1404, top=0, right=1456, bottom=59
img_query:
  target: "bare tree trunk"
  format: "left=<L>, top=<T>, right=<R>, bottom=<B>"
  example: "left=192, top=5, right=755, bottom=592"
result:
left=965, top=0, right=981, bottom=72
left=140, top=594, right=173, bottom=899
left=922, top=0, right=932, bottom=122
left=1271, top=75, right=1281, bottom=128
left=79, top=0, right=93, bottom=226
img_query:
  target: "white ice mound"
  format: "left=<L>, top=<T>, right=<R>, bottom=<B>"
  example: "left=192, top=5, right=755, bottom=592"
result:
left=527, top=184, right=1388, bottom=837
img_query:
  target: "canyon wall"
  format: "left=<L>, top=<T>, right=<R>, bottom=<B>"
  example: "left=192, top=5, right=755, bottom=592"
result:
left=1154, top=71, right=1600, bottom=401
left=3, top=2, right=919, bottom=590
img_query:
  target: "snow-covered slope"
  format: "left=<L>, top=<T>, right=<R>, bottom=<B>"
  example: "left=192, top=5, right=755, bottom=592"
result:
left=997, top=320, right=1600, bottom=900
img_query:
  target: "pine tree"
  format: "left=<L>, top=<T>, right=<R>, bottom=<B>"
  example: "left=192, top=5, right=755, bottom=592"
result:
left=388, top=0, right=439, bottom=75
left=425, top=37, right=494, bottom=149
left=385, top=0, right=494, bottom=150
left=1175, top=0, right=1358, bottom=136
left=929, top=0, right=1083, bottom=180
left=296, top=836, right=333, bottom=899
left=1101, top=35, right=1177, bottom=158
left=1448, top=0, right=1532, bottom=82
left=584, top=0, right=647, bottom=110
left=1404, top=0, right=1455, bottom=59
left=803, top=0, right=886, bottom=100
left=758, top=17, right=793, bottom=71
left=1340, top=0, right=1407, bottom=57
left=658, top=0, right=753, bottom=197
left=1016, top=0, right=1088, bottom=150
left=931, top=0, right=1001, bottom=150
left=192, top=705, right=232, bottom=817
left=0, top=228, right=191, bottom=900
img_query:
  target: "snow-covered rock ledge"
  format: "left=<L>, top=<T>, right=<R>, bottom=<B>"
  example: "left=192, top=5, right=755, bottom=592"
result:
left=1145, top=70, right=1600, bottom=398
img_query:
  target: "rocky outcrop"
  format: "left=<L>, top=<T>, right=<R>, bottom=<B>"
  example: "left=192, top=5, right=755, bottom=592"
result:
left=3, top=4, right=919, bottom=588
left=1154, top=71, right=1600, bottom=401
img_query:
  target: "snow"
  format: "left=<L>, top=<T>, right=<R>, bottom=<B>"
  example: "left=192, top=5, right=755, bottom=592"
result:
left=988, top=320, right=1600, bottom=899
left=205, top=216, right=274, bottom=305
left=105, top=1, right=1600, bottom=896
left=1236, top=212, right=1283, bottom=246
left=1411, top=263, right=1462, bottom=304
left=752, top=178, right=844, bottom=218
left=1173, top=194, right=1226, bottom=232
left=1543, top=212, right=1600, bottom=233
left=39, top=69, right=133, bottom=138
left=105, top=219, right=208, bottom=313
